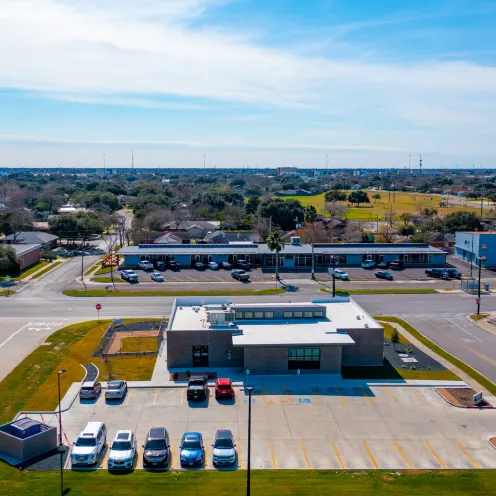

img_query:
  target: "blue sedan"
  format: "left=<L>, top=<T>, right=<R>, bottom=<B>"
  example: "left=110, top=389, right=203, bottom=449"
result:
left=179, top=432, right=204, bottom=467
left=375, top=270, right=393, bottom=280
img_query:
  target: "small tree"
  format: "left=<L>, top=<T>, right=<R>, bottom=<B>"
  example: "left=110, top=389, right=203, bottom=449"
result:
left=391, top=328, right=400, bottom=351
left=325, top=190, right=347, bottom=203
left=372, top=193, right=381, bottom=202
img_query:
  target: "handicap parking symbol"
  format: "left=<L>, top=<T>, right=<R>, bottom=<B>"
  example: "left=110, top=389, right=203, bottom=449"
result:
left=244, top=399, right=256, bottom=404
left=298, top=398, right=311, bottom=404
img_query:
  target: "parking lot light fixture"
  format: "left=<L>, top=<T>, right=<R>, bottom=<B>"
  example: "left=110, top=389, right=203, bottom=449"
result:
left=57, top=369, right=66, bottom=446
left=246, top=385, right=254, bottom=496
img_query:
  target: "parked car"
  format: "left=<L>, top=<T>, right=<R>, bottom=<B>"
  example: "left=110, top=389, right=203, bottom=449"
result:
left=180, top=432, right=204, bottom=467
left=167, top=260, right=180, bottom=271
left=79, top=380, right=102, bottom=400
left=375, top=270, right=393, bottom=280
left=138, top=260, right=154, bottom=271
left=377, top=261, right=390, bottom=269
left=443, top=268, right=461, bottom=279
left=194, top=261, right=206, bottom=271
left=108, top=430, right=137, bottom=470
left=220, top=262, right=232, bottom=270
left=187, top=375, right=208, bottom=401
left=212, top=430, right=236, bottom=466
left=71, top=422, right=107, bottom=466
left=105, top=380, right=127, bottom=400
left=151, top=271, right=164, bottom=282
left=232, top=269, right=250, bottom=281
left=389, top=260, right=404, bottom=270
left=207, top=261, right=219, bottom=270
left=235, top=260, right=251, bottom=270
left=425, top=268, right=450, bottom=280
left=361, top=260, right=376, bottom=269
left=155, top=261, right=166, bottom=271
left=215, top=378, right=234, bottom=400
left=142, top=427, right=170, bottom=468
left=330, top=268, right=350, bottom=281
left=121, top=269, right=139, bottom=282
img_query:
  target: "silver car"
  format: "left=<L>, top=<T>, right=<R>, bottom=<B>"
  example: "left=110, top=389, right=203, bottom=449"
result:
left=105, top=380, right=127, bottom=400
left=71, top=422, right=107, bottom=466
left=108, top=430, right=137, bottom=470
left=212, top=430, right=236, bottom=466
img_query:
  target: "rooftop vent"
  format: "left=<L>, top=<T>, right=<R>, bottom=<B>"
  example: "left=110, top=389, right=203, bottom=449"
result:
left=291, top=236, right=301, bottom=245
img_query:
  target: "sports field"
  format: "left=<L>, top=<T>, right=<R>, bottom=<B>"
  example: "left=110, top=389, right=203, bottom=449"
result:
left=283, top=190, right=488, bottom=220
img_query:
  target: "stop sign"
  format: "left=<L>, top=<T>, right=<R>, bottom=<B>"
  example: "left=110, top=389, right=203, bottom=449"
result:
left=96, top=303, right=102, bottom=311
left=476, top=299, right=481, bottom=305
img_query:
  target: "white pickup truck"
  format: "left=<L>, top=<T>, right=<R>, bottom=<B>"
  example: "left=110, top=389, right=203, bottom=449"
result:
left=121, top=270, right=139, bottom=282
left=138, top=261, right=154, bottom=271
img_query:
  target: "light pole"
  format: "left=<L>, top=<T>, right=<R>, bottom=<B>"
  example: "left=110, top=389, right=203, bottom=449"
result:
left=57, top=369, right=66, bottom=496
left=246, top=385, right=254, bottom=496
left=330, top=256, right=337, bottom=297
left=476, top=256, right=485, bottom=316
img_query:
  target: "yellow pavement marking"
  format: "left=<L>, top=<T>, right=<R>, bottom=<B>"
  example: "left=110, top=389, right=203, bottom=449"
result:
left=237, top=440, right=242, bottom=469
left=269, top=442, right=277, bottom=469
left=332, top=442, right=345, bottom=469
left=394, top=441, right=413, bottom=469
left=384, top=387, right=398, bottom=404
left=180, top=388, right=185, bottom=405
left=170, top=443, right=175, bottom=469
left=363, top=442, right=379, bottom=469
left=205, top=445, right=209, bottom=467
left=425, top=442, right=447, bottom=469
left=309, top=386, right=320, bottom=404
left=360, top=386, right=373, bottom=405
left=136, top=447, right=143, bottom=469
left=96, top=392, right=105, bottom=406
left=300, top=441, right=311, bottom=469
left=456, top=441, right=480, bottom=468
left=260, top=386, right=268, bottom=405
left=153, top=388, right=159, bottom=406
left=335, top=388, right=346, bottom=405
left=99, top=448, right=109, bottom=469
left=124, top=388, right=133, bottom=406
left=408, top=385, right=424, bottom=404
left=284, top=386, right=294, bottom=404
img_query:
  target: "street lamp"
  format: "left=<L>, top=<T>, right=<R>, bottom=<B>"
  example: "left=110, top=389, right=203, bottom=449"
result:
left=330, top=256, right=337, bottom=297
left=246, top=385, right=254, bottom=496
left=57, top=369, right=66, bottom=496
left=476, top=256, right=486, bottom=316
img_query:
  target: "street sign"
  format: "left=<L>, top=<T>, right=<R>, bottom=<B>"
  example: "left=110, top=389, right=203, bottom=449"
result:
left=95, top=303, right=102, bottom=311
left=476, top=299, right=481, bottom=305
left=5, top=275, right=10, bottom=281
left=473, top=391, right=483, bottom=405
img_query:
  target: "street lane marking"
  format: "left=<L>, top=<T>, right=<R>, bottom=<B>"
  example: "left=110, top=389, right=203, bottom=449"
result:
left=269, top=442, right=277, bottom=469
left=0, top=323, right=30, bottom=349
left=300, top=441, right=311, bottom=469
left=384, top=387, right=398, bottom=404
left=332, top=442, right=345, bottom=469
left=124, top=389, right=133, bottom=406
left=170, top=443, right=175, bottom=469
left=309, top=386, right=320, bottom=404
left=260, top=386, right=268, bottom=405
left=136, top=447, right=143, bottom=469
left=99, top=448, right=109, bottom=469
left=153, top=388, right=159, bottom=406
left=448, top=319, right=484, bottom=342
left=360, top=386, right=373, bottom=405
left=237, top=440, right=242, bottom=469
left=335, top=388, right=346, bottom=405
left=425, top=442, right=447, bottom=469
left=394, top=441, right=413, bottom=469
left=363, top=442, right=379, bottom=469
left=456, top=441, right=480, bottom=468
left=180, top=388, right=185, bottom=405
left=205, top=445, right=208, bottom=467
left=408, top=385, right=424, bottom=404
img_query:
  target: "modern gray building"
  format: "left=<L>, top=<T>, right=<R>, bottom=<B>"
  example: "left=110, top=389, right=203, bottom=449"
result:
left=119, top=239, right=447, bottom=270
left=166, top=297, right=384, bottom=375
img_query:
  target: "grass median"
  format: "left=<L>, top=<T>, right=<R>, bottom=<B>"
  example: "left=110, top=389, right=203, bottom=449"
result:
left=31, top=261, right=64, bottom=279
left=0, top=289, right=15, bottom=296
left=2, top=465, right=496, bottom=495
left=90, top=276, right=124, bottom=283
left=377, top=316, right=496, bottom=395
left=321, top=288, right=438, bottom=295
left=63, top=288, right=286, bottom=297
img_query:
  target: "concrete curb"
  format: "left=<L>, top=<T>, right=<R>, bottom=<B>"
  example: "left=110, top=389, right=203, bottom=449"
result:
left=434, top=387, right=494, bottom=409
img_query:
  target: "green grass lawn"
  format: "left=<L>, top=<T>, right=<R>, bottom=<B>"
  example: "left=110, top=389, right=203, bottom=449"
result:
left=378, top=316, right=496, bottom=395
left=283, top=190, right=489, bottom=220
left=31, top=261, right=64, bottom=279
left=84, top=262, right=100, bottom=275
left=2, top=261, right=50, bottom=281
left=91, top=276, right=124, bottom=283
left=0, top=289, right=15, bottom=296
left=63, top=288, right=286, bottom=297
left=120, top=336, right=158, bottom=353
left=0, top=319, right=160, bottom=424
left=469, top=313, right=489, bottom=321
left=2, top=466, right=496, bottom=495
left=321, top=288, right=437, bottom=295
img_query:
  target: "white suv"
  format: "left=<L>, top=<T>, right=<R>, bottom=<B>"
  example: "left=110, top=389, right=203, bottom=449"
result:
left=330, top=268, right=350, bottom=281
left=138, top=261, right=154, bottom=271
left=108, top=430, right=137, bottom=470
left=121, top=270, right=139, bottom=282
left=71, top=422, right=107, bottom=466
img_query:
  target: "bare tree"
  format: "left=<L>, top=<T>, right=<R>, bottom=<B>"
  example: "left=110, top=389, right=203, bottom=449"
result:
left=253, top=216, right=271, bottom=241
left=342, top=221, right=364, bottom=242
left=103, top=233, right=119, bottom=291
left=324, top=202, right=349, bottom=219
left=170, top=208, right=191, bottom=230
left=378, top=224, right=396, bottom=243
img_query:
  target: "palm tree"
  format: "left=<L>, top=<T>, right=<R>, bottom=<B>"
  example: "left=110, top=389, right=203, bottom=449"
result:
left=266, top=230, right=285, bottom=281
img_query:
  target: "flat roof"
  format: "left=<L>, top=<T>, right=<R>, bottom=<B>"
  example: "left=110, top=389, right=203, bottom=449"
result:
left=169, top=298, right=381, bottom=347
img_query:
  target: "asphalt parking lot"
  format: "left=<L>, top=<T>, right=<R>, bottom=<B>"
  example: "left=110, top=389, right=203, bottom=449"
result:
left=28, top=384, right=496, bottom=471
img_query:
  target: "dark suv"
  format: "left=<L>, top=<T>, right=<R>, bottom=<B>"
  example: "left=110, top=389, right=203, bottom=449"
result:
left=143, top=427, right=170, bottom=468
left=443, top=268, right=461, bottom=279
left=155, top=261, right=166, bottom=270
left=187, top=376, right=208, bottom=401
left=235, top=260, right=251, bottom=270
left=425, top=268, right=450, bottom=280
left=167, top=260, right=180, bottom=271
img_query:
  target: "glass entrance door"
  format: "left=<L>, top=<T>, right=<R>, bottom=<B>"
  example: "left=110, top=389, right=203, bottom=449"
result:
left=192, top=345, right=209, bottom=366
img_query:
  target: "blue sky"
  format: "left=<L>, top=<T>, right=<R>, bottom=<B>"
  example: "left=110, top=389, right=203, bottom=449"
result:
left=0, top=0, right=495, bottom=168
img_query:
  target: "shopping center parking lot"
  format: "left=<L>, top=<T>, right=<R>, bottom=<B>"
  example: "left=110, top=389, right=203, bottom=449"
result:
left=29, top=384, right=496, bottom=470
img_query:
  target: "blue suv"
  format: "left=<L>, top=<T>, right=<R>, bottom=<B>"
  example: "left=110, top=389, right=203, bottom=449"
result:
left=179, top=432, right=204, bottom=467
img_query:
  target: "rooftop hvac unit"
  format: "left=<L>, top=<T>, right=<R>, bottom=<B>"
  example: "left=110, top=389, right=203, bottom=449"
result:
left=207, top=310, right=236, bottom=324
left=291, top=236, right=301, bottom=245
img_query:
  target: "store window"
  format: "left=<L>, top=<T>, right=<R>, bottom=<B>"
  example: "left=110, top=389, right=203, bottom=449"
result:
left=304, top=311, right=313, bottom=318
left=283, top=311, right=293, bottom=318
left=264, top=312, right=274, bottom=319
left=254, top=312, right=264, bottom=319
left=294, top=311, right=303, bottom=318
left=288, top=348, right=320, bottom=370
left=192, top=345, right=209, bottom=367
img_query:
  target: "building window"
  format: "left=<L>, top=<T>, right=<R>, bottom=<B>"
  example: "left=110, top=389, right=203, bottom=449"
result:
left=283, top=311, right=293, bottom=318
left=192, top=345, right=209, bottom=367
left=254, top=312, right=264, bottom=319
left=294, top=311, right=303, bottom=318
left=288, top=348, right=320, bottom=370
left=314, top=311, right=324, bottom=318
left=304, top=311, right=313, bottom=318
left=235, top=311, right=243, bottom=320
left=244, top=312, right=253, bottom=319
left=264, top=312, right=274, bottom=319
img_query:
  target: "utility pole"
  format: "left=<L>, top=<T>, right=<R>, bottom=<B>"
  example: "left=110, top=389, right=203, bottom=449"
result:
left=131, top=150, right=134, bottom=169
left=481, top=169, right=484, bottom=217
left=203, top=154, right=206, bottom=169
left=419, top=154, right=423, bottom=175
left=103, top=153, right=106, bottom=176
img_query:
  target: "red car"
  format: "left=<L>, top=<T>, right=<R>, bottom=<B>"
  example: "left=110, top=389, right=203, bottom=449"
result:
left=215, top=378, right=234, bottom=399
